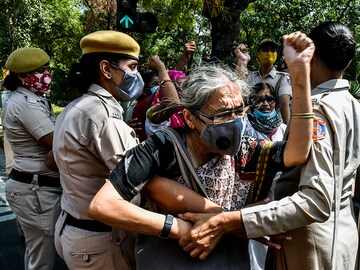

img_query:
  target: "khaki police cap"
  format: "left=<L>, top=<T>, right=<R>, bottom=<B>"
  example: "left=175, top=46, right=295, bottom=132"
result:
left=80, top=30, right=140, bottom=60
left=5, top=47, right=50, bottom=73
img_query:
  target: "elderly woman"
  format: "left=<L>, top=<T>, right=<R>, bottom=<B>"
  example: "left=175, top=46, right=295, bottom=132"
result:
left=2, top=48, right=61, bottom=270
left=178, top=22, right=359, bottom=270
left=88, top=32, right=313, bottom=269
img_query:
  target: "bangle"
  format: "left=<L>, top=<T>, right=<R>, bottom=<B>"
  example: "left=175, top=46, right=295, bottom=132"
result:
left=160, top=79, right=174, bottom=86
left=291, top=112, right=315, bottom=119
left=159, top=214, right=174, bottom=239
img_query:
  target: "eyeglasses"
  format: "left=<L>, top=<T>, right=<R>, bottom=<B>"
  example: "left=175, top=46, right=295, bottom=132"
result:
left=250, top=95, right=276, bottom=106
left=195, top=106, right=244, bottom=124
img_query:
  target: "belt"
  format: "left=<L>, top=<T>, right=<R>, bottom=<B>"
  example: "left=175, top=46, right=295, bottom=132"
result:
left=9, top=169, right=61, bottom=187
left=64, top=213, right=112, bottom=232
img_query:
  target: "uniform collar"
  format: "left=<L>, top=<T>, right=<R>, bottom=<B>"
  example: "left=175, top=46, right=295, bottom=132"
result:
left=257, top=67, right=277, bottom=79
left=312, top=79, right=349, bottom=95
left=16, top=86, right=44, bottom=100
left=88, top=84, right=114, bottom=98
left=87, top=83, right=124, bottom=114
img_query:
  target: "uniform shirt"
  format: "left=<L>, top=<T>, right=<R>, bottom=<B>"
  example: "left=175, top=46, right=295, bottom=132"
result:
left=247, top=67, right=292, bottom=98
left=53, top=84, right=138, bottom=220
left=109, top=128, right=287, bottom=204
left=241, top=79, right=360, bottom=270
left=2, top=86, right=57, bottom=176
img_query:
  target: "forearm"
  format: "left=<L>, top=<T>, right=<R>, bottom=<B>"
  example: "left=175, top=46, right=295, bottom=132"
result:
left=89, top=181, right=188, bottom=239
left=142, top=176, right=222, bottom=214
left=283, top=63, right=313, bottom=167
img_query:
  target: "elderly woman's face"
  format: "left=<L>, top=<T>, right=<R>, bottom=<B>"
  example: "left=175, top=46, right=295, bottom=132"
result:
left=251, top=88, right=276, bottom=113
left=198, top=82, right=245, bottom=124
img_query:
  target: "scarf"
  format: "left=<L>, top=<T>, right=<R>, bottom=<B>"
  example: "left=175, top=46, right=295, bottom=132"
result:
left=248, top=109, right=283, bottom=134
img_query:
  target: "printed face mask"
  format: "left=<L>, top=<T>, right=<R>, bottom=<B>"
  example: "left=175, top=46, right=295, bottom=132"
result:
left=199, top=117, right=247, bottom=155
left=111, top=64, right=145, bottom=102
left=26, top=73, right=52, bottom=95
left=258, top=52, right=277, bottom=66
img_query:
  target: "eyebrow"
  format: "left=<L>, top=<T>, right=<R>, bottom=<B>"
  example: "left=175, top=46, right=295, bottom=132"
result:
left=215, top=104, right=244, bottom=113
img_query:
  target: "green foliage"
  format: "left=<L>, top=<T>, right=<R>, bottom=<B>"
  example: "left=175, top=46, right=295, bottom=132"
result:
left=0, top=0, right=359, bottom=102
left=239, top=0, right=360, bottom=77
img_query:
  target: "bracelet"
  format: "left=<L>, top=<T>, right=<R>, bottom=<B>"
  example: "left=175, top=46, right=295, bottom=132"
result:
left=291, top=112, right=314, bottom=119
left=160, top=79, right=174, bottom=86
left=159, top=214, right=174, bottom=239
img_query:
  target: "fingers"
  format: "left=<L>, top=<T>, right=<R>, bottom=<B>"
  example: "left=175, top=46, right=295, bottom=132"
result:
left=283, top=32, right=314, bottom=51
left=253, top=237, right=281, bottom=250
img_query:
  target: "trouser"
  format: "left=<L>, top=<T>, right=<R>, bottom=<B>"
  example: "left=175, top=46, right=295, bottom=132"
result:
left=55, top=210, right=135, bottom=270
left=5, top=179, right=62, bottom=270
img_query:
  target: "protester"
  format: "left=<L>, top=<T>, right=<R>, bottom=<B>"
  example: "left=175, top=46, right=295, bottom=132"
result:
left=174, top=40, right=196, bottom=71
left=88, top=31, right=313, bottom=269
left=145, top=67, right=187, bottom=136
left=2, top=47, right=61, bottom=270
left=235, top=38, right=292, bottom=124
left=127, top=71, right=160, bottom=141
left=52, top=30, right=143, bottom=270
left=178, top=22, right=359, bottom=270
left=245, top=82, right=287, bottom=141
left=244, top=82, right=288, bottom=269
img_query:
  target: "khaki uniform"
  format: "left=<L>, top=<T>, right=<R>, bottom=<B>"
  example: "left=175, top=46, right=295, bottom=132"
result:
left=247, top=68, right=292, bottom=98
left=2, top=87, right=61, bottom=270
left=53, top=84, right=138, bottom=270
left=242, top=79, right=360, bottom=270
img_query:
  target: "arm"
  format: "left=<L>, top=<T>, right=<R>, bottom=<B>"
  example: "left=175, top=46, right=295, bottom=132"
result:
left=88, top=180, right=192, bottom=239
left=142, top=175, right=222, bottom=214
left=281, top=32, right=315, bottom=167
left=174, top=41, right=196, bottom=71
left=234, top=44, right=251, bottom=79
left=148, top=56, right=180, bottom=124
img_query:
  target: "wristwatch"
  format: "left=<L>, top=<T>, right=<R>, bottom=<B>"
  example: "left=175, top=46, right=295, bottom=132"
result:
left=159, top=214, right=174, bottom=239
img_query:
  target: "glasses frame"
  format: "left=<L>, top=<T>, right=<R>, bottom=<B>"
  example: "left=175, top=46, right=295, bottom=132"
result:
left=194, top=106, right=245, bottom=123
left=250, top=95, right=276, bottom=106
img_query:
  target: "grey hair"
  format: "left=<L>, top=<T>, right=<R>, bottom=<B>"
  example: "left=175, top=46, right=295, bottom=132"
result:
left=180, top=63, right=249, bottom=112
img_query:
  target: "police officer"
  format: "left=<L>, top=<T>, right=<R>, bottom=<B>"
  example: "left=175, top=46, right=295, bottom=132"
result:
left=2, top=47, right=61, bottom=270
left=235, top=38, right=292, bottom=124
left=52, top=30, right=143, bottom=270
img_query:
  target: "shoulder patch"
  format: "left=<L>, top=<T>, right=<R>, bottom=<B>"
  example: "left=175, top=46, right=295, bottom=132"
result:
left=312, top=117, right=326, bottom=140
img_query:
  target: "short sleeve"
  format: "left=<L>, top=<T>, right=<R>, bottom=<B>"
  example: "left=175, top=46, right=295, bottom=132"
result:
left=109, top=130, right=179, bottom=201
left=20, top=101, right=55, bottom=140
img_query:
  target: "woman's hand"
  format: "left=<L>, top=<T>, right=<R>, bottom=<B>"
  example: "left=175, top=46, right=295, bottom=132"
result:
left=148, top=55, right=166, bottom=73
left=127, top=117, right=142, bottom=133
left=234, top=43, right=251, bottom=64
left=178, top=212, right=227, bottom=260
left=283, top=32, right=315, bottom=73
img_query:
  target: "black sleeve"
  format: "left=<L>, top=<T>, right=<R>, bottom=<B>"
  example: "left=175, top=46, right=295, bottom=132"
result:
left=109, top=130, right=180, bottom=201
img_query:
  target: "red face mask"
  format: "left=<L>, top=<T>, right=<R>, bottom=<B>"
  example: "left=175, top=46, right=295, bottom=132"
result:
left=26, top=72, right=53, bottom=95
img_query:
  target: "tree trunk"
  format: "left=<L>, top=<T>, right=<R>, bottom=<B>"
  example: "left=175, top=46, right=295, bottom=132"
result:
left=210, top=11, right=241, bottom=66
left=203, top=0, right=253, bottom=66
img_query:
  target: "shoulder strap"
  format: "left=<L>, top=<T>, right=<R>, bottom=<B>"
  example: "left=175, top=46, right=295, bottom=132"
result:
left=162, top=128, right=209, bottom=198
left=275, top=73, right=286, bottom=99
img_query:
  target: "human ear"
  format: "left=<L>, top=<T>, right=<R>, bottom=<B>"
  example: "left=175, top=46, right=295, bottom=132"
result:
left=183, top=108, right=196, bottom=129
left=99, top=60, right=112, bottom=79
